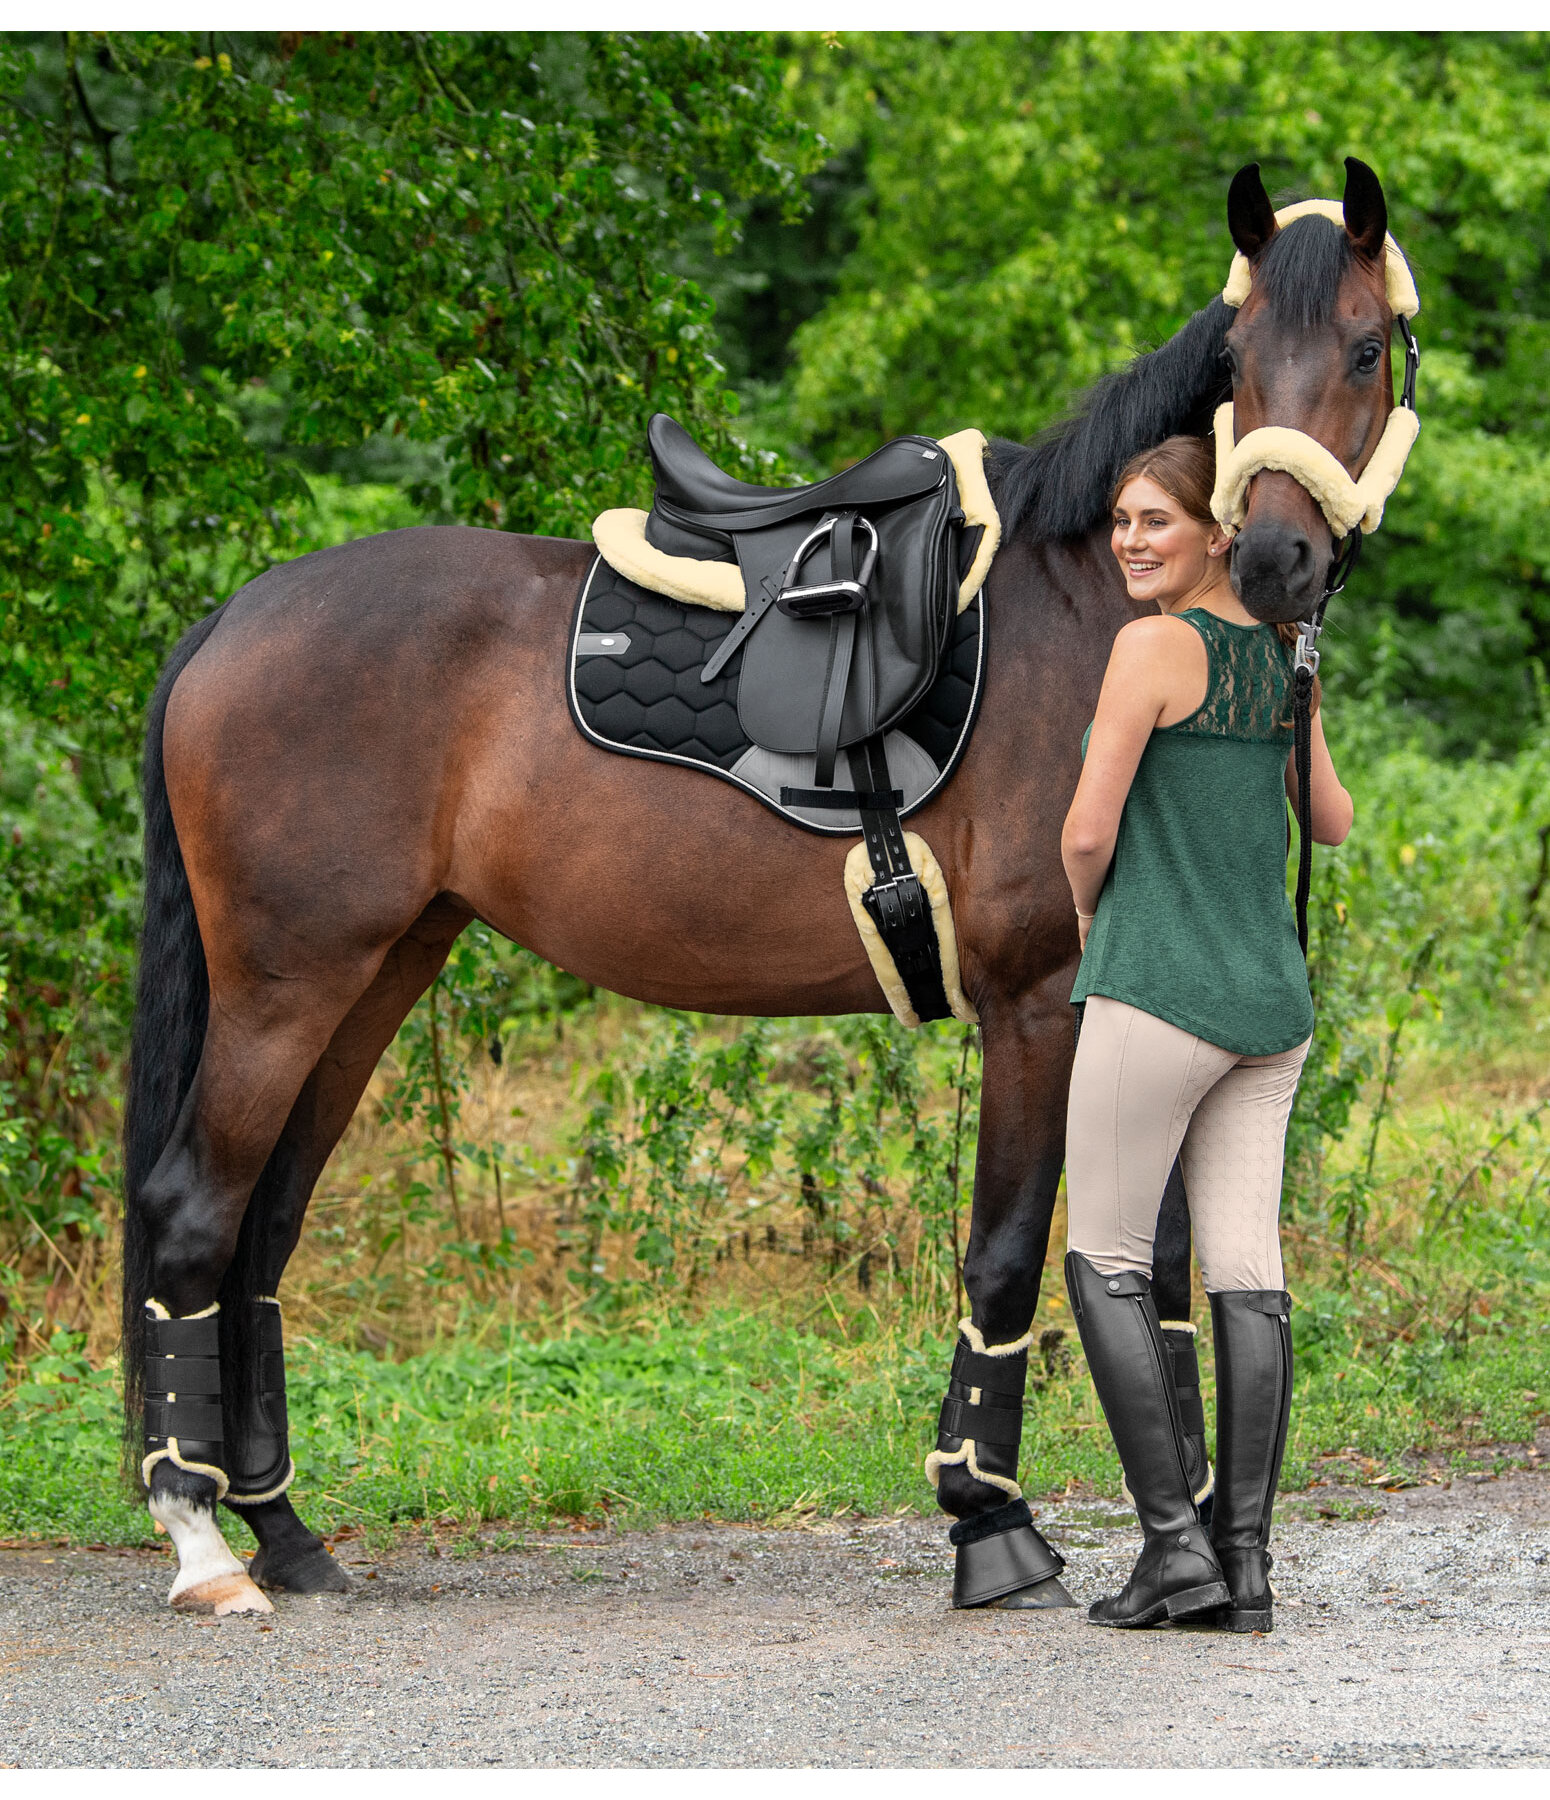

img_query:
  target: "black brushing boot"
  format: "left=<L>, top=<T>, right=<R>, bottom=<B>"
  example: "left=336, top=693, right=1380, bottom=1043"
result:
left=1160, top=1323, right=1215, bottom=1527
left=1208, top=1288, right=1293, bottom=1634
left=1065, top=1252, right=1229, bottom=1628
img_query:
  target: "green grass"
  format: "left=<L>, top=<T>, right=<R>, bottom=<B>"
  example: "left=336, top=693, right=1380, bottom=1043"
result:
left=3, top=1303, right=1545, bottom=1549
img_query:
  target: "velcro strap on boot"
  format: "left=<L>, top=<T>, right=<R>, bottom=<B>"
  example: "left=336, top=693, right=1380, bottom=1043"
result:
left=947, top=1496, right=1032, bottom=1548
left=141, top=1301, right=228, bottom=1496
left=1160, top=1330, right=1207, bottom=1437
left=144, top=1307, right=225, bottom=1444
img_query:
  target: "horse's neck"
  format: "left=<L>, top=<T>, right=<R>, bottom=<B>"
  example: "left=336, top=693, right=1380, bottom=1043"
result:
left=992, top=527, right=1138, bottom=708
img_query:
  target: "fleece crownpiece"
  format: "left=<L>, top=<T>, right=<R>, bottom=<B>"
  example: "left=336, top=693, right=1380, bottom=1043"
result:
left=1221, top=197, right=1419, bottom=319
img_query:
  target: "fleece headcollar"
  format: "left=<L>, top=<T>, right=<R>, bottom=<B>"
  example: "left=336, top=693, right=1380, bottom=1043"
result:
left=1211, top=199, right=1421, bottom=541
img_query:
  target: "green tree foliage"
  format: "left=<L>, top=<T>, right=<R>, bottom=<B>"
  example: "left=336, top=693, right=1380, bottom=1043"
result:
left=0, top=30, right=819, bottom=1255
left=763, top=32, right=1550, bottom=752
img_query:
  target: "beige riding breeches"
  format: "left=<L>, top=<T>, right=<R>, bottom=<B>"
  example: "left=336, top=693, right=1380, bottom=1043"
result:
left=1065, top=995, right=1311, bottom=1292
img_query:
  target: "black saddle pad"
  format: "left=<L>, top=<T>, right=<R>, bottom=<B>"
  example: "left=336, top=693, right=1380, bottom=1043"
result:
left=568, top=555, right=984, bottom=837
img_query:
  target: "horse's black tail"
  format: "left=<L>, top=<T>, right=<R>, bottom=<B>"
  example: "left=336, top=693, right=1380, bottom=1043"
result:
left=121, top=604, right=228, bottom=1472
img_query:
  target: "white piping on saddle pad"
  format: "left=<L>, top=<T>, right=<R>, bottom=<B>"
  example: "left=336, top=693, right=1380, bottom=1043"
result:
left=591, top=429, right=1001, bottom=616
left=843, top=832, right=978, bottom=1030
left=1213, top=198, right=1420, bottom=541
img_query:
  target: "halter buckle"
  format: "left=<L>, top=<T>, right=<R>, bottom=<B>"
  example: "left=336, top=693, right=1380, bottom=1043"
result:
left=1397, top=315, right=1420, bottom=412
left=1294, top=618, right=1322, bottom=678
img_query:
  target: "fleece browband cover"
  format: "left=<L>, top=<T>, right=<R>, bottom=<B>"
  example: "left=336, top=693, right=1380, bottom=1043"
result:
left=1221, top=198, right=1420, bottom=320
left=1211, top=400, right=1420, bottom=539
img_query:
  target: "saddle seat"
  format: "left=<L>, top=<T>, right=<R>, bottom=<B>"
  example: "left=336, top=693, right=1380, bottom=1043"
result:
left=647, top=412, right=954, bottom=538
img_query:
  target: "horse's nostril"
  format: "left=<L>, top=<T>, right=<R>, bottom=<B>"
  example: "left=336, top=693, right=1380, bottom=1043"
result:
left=1276, top=534, right=1313, bottom=582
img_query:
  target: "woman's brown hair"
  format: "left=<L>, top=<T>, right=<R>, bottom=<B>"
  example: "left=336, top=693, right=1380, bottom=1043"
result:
left=1110, top=435, right=1302, bottom=653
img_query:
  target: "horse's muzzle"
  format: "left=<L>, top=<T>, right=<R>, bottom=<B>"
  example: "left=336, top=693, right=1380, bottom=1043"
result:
left=1229, top=520, right=1325, bottom=623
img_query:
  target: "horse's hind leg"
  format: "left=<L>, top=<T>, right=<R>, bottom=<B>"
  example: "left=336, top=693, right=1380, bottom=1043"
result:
left=137, top=948, right=406, bottom=1614
left=224, top=898, right=472, bottom=1593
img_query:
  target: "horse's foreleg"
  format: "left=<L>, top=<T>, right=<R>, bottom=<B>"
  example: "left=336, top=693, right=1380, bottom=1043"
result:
left=928, top=990, right=1078, bottom=1609
left=225, top=899, right=472, bottom=1594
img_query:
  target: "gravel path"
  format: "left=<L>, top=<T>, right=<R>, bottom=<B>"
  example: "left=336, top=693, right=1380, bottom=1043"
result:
left=3, top=1466, right=1548, bottom=1768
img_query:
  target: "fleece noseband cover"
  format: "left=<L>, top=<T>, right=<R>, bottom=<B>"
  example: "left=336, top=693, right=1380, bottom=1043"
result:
left=1213, top=198, right=1420, bottom=542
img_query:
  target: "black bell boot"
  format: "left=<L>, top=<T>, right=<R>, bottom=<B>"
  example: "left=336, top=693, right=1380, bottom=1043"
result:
left=1065, top=1252, right=1229, bottom=1628
left=929, top=1326, right=1076, bottom=1610
left=1208, top=1288, right=1293, bottom=1634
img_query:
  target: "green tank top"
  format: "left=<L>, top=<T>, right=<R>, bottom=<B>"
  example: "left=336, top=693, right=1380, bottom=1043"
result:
left=1070, top=608, right=1315, bottom=1056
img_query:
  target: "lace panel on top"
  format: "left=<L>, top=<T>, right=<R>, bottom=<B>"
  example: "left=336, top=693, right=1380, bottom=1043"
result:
left=1168, top=611, right=1295, bottom=744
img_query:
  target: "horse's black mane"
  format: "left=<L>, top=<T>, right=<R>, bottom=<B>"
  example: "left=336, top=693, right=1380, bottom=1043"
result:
left=989, top=299, right=1234, bottom=545
left=990, top=214, right=1353, bottom=545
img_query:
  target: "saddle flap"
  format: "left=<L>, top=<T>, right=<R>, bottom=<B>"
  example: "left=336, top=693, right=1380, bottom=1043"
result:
left=735, top=481, right=960, bottom=758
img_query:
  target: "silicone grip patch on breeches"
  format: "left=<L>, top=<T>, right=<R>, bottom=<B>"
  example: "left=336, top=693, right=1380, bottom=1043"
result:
left=925, top=1328, right=1030, bottom=1500
left=142, top=1301, right=229, bottom=1497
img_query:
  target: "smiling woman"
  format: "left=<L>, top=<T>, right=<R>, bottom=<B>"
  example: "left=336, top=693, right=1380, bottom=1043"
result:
left=1058, top=416, right=1356, bottom=1633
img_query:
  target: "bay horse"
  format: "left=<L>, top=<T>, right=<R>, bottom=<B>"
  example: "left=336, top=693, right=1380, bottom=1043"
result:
left=122, top=159, right=1409, bottom=1614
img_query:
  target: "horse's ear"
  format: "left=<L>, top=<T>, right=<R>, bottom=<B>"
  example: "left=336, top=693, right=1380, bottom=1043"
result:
left=1342, top=156, right=1388, bottom=261
left=1227, top=163, right=1278, bottom=260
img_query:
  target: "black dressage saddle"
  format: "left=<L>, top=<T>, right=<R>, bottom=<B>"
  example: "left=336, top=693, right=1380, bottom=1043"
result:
left=573, top=414, right=992, bottom=1023
left=644, top=414, right=977, bottom=790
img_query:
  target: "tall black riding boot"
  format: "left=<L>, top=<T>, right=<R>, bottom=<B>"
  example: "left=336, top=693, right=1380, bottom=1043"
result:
left=1208, top=1288, right=1293, bottom=1634
left=1065, top=1252, right=1229, bottom=1628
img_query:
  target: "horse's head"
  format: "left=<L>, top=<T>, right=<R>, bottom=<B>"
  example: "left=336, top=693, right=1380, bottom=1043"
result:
left=1219, top=157, right=1413, bottom=624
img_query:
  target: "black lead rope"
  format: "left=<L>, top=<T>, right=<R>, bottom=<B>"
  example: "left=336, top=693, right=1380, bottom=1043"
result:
left=1292, top=523, right=1362, bottom=954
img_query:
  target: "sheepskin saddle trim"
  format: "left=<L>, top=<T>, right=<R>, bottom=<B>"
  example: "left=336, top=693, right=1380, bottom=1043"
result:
left=1221, top=197, right=1419, bottom=320
left=591, top=428, right=1000, bottom=617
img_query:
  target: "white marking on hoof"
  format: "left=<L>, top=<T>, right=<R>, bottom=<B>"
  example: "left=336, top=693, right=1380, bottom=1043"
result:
left=150, top=1488, right=272, bottom=1614
left=174, top=1571, right=274, bottom=1616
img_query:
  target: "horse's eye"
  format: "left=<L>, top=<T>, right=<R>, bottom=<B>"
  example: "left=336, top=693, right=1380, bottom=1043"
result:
left=1355, top=341, right=1383, bottom=375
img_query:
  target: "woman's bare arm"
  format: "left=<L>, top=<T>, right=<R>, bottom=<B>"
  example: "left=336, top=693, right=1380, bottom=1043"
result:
left=1284, top=706, right=1354, bottom=845
left=1062, top=616, right=1205, bottom=935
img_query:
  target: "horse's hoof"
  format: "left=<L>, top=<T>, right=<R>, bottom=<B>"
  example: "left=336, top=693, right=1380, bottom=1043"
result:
left=249, top=1542, right=354, bottom=1595
left=172, top=1571, right=274, bottom=1616
left=986, top=1575, right=1080, bottom=1610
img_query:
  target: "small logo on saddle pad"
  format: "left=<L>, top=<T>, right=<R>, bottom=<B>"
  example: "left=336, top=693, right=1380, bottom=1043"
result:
left=576, top=632, right=631, bottom=657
